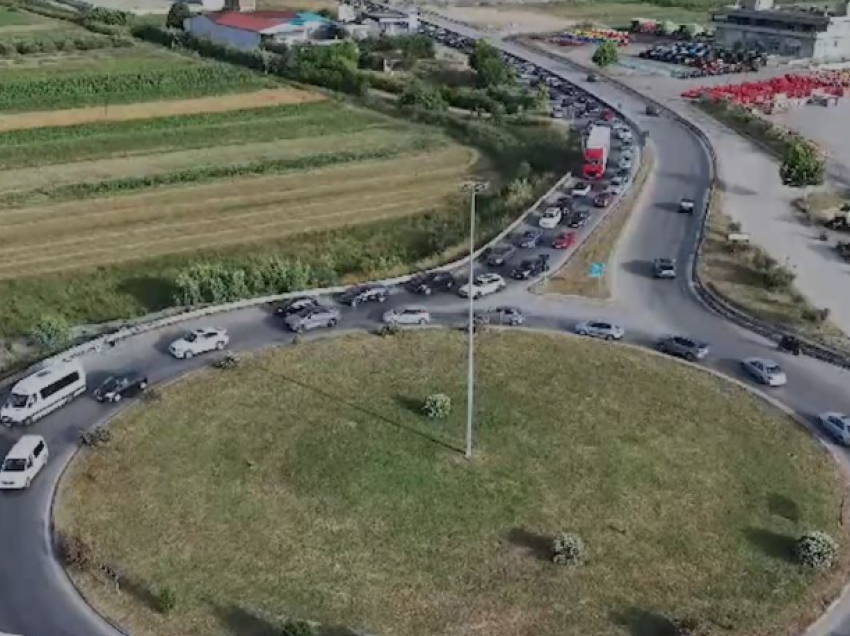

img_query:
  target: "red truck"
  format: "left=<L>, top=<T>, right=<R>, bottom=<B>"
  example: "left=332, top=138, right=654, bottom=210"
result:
left=582, top=125, right=611, bottom=180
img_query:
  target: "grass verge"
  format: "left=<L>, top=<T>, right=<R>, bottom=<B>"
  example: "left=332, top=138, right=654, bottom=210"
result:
left=56, top=330, right=847, bottom=636
left=698, top=191, right=850, bottom=351
left=536, top=146, right=654, bottom=298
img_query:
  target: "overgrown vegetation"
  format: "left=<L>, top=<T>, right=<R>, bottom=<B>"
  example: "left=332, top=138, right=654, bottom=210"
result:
left=696, top=97, right=805, bottom=157
left=592, top=40, right=619, bottom=67
left=0, top=33, right=133, bottom=57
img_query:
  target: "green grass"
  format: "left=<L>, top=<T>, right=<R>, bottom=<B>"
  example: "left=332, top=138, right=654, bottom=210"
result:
left=0, top=102, right=402, bottom=169
left=0, top=6, right=40, bottom=26
left=56, top=331, right=846, bottom=636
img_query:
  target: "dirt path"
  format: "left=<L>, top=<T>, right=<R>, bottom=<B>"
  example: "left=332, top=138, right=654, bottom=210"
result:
left=0, top=88, right=325, bottom=133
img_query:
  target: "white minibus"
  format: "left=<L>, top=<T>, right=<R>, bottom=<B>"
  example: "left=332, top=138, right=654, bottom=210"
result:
left=0, top=361, right=86, bottom=427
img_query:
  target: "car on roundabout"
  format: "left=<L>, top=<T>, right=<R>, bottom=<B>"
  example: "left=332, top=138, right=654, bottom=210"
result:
left=382, top=306, right=431, bottom=326
left=652, top=258, right=677, bottom=279
left=574, top=320, right=625, bottom=341
left=618, top=156, right=634, bottom=171
left=572, top=182, right=592, bottom=197
left=678, top=198, right=695, bottom=214
left=511, top=255, right=550, bottom=280
left=517, top=228, right=544, bottom=249
left=274, top=296, right=319, bottom=318
left=458, top=273, right=507, bottom=299
left=818, top=412, right=850, bottom=445
left=339, top=284, right=389, bottom=307
left=741, top=358, right=787, bottom=387
left=485, top=244, right=516, bottom=267
left=594, top=192, right=613, bottom=208
left=539, top=207, right=562, bottom=229
left=0, top=435, right=48, bottom=491
left=169, top=327, right=229, bottom=359
left=285, top=306, right=341, bottom=333
left=656, top=336, right=709, bottom=361
left=406, top=271, right=456, bottom=295
left=93, top=371, right=148, bottom=403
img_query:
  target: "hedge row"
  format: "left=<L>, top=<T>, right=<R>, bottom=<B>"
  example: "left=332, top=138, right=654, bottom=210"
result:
left=0, top=34, right=132, bottom=56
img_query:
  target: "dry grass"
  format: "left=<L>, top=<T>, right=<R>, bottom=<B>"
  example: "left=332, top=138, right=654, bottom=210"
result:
left=256, top=0, right=336, bottom=11
left=0, top=147, right=474, bottom=277
left=56, top=331, right=846, bottom=636
left=794, top=191, right=850, bottom=223
left=537, top=147, right=654, bottom=298
left=0, top=88, right=323, bottom=133
left=0, top=128, right=427, bottom=194
left=698, top=192, right=850, bottom=351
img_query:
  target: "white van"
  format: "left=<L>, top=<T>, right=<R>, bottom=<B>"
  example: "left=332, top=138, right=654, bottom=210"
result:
left=0, top=361, right=86, bottom=427
left=0, top=435, right=48, bottom=490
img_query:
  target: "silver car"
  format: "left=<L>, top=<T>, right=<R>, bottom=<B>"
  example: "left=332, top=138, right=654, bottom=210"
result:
left=741, top=357, right=787, bottom=387
left=653, top=258, right=676, bottom=279
left=657, top=336, right=709, bottom=361
left=574, top=320, right=625, bottom=341
left=818, top=412, right=850, bottom=445
left=382, top=306, right=431, bottom=326
left=285, top=306, right=341, bottom=332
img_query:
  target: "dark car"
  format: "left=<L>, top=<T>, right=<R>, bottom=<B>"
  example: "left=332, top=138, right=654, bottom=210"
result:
left=517, top=229, right=543, bottom=248
left=406, top=271, right=456, bottom=295
left=339, top=284, right=389, bottom=307
left=593, top=192, right=613, bottom=208
left=275, top=296, right=319, bottom=318
left=511, top=255, right=550, bottom=280
left=566, top=211, right=589, bottom=228
left=486, top=244, right=517, bottom=266
left=94, top=372, right=148, bottom=403
left=678, top=198, right=695, bottom=214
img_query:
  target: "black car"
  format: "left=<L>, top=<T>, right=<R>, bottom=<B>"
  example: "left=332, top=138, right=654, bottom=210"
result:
left=485, top=244, right=517, bottom=267
left=511, top=255, right=551, bottom=280
left=275, top=296, right=319, bottom=317
left=566, top=211, right=589, bottom=228
left=94, top=372, right=148, bottom=403
left=407, top=271, right=456, bottom=295
left=339, top=284, right=389, bottom=307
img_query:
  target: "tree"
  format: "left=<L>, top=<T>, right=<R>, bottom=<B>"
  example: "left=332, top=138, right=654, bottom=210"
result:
left=469, top=40, right=514, bottom=88
left=166, top=1, right=191, bottom=30
left=780, top=140, right=824, bottom=207
left=399, top=80, right=447, bottom=112
left=29, top=314, right=71, bottom=350
left=591, top=41, right=618, bottom=68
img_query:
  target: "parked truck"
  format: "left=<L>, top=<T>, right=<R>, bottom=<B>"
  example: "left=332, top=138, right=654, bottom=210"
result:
left=582, top=125, right=611, bottom=180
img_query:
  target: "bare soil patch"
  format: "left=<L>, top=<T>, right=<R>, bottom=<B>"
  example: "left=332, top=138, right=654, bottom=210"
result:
left=0, top=88, right=324, bottom=133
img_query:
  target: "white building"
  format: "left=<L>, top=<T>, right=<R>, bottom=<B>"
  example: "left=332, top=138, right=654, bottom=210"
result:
left=185, top=10, right=333, bottom=50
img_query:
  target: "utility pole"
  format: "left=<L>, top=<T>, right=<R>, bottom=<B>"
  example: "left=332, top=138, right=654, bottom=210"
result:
left=459, top=180, right=489, bottom=459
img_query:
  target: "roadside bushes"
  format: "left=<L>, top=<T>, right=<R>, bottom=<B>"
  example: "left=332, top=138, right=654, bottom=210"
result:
left=552, top=532, right=586, bottom=566
left=59, top=533, right=94, bottom=570
left=29, top=314, right=71, bottom=350
left=281, top=620, right=316, bottom=636
left=422, top=393, right=451, bottom=419
left=793, top=531, right=838, bottom=569
left=0, top=34, right=132, bottom=57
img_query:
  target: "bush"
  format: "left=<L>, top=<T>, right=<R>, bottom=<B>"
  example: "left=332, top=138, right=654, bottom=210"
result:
left=29, top=314, right=71, bottom=350
left=157, top=587, right=177, bottom=614
left=80, top=426, right=112, bottom=447
left=552, top=532, right=586, bottom=566
left=728, top=220, right=742, bottom=233
left=793, top=531, right=838, bottom=569
left=672, top=617, right=706, bottom=636
left=761, top=264, right=795, bottom=292
left=59, top=533, right=93, bottom=570
left=422, top=393, right=451, bottom=419
left=281, top=619, right=316, bottom=636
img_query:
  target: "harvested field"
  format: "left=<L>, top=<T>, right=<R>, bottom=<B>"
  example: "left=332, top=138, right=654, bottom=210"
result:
left=0, top=146, right=475, bottom=277
left=0, top=87, right=323, bottom=133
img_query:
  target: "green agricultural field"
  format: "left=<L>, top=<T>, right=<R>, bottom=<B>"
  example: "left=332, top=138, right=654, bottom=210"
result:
left=0, top=5, right=40, bottom=26
left=57, top=331, right=847, bottom=636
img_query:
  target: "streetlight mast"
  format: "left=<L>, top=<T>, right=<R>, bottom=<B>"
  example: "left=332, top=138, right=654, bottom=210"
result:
left=459, top=180, right=489, bottom=459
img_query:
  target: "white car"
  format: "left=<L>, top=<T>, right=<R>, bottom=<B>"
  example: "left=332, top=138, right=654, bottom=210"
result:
left=574, top=320, right=625, bottom=341
left=617, top=129, right=633, bottom=142
left=818, top=412, right=850, bottom=445
left=458, top=273, right=507, bottom=299
left=741, top=358, right=787, bottom=387
left=572, top=182, right=592, bottom=197
left=618, top=156, right=634, bottom=171
left=382, top=306, right=431, bottom=326
left=539, top=207, right=563, bottom=229
left=0, top=435, right=48, bottom=490
left=169, top=327, right=229, bottom=359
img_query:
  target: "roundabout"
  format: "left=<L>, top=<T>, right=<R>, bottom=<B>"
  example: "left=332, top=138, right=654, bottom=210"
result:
left=57, top=331, right=846, bottom=636
left=2, top=12, right=850, bottom=636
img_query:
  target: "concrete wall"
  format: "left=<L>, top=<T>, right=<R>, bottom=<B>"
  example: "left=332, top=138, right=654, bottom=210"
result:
left=814, top=17, right=850, bottom=60
left=715, top=16, right=850, bottom=60
left=186, top=15, right=261, bottom=50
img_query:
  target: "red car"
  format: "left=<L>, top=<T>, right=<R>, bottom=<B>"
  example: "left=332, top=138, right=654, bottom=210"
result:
left=601, top=109, right=614, bottom=121
left=594, top=192, right=613, bottom=208
left=552, top=231, right=577, bottom=249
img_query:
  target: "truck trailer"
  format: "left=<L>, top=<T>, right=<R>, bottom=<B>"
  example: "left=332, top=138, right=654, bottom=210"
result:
left=582, top=125, right=611, bottom=180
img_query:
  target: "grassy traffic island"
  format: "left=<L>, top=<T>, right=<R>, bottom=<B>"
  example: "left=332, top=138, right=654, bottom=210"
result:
left=56, top=331, right=847, bottom=636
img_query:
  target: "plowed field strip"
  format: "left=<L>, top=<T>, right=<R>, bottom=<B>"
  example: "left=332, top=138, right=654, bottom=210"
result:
left=0, top=162, right=465, bottom=246
left=0, top=147, right=474, bottom=223
left=0, top=128, right=426, bottom=194
left=0, top=88, right=324, bottom=133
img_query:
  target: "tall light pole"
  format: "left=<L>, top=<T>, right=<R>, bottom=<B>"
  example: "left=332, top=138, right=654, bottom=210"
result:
left=460, top=180, right=489, bottom=459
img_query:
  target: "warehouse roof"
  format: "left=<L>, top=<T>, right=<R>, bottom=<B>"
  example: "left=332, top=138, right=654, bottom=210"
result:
left=208, top=10, right=329, bottom=32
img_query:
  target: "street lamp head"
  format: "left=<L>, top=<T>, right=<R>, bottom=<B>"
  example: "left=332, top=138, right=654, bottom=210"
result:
left=460, top=181, right=489, bottom=194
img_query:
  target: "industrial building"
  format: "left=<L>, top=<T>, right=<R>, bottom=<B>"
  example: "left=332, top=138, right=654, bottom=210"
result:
left=712, top=0, right=850, bottom=61
left=185, top=9, right=334, bottom=49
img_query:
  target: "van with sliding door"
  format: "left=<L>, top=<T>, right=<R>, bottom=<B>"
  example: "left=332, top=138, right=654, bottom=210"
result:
left=1, top=361, right=86, bottom=427
left=0, top=435, right=48, bottom=490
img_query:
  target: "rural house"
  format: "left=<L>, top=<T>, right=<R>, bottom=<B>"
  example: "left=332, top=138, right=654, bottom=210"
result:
left=185, top=10, right=334, bottom=50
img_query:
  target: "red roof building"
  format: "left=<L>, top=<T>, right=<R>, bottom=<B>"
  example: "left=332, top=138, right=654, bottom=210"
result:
left=208, top=10, right=296, bottom=32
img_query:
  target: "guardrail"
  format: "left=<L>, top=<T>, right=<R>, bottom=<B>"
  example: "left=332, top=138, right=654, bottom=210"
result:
left=509, top=34, right=850, bottom=370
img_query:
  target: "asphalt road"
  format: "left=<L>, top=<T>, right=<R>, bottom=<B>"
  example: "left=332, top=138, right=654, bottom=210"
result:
left=2, top=20, right=850, bottom=636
